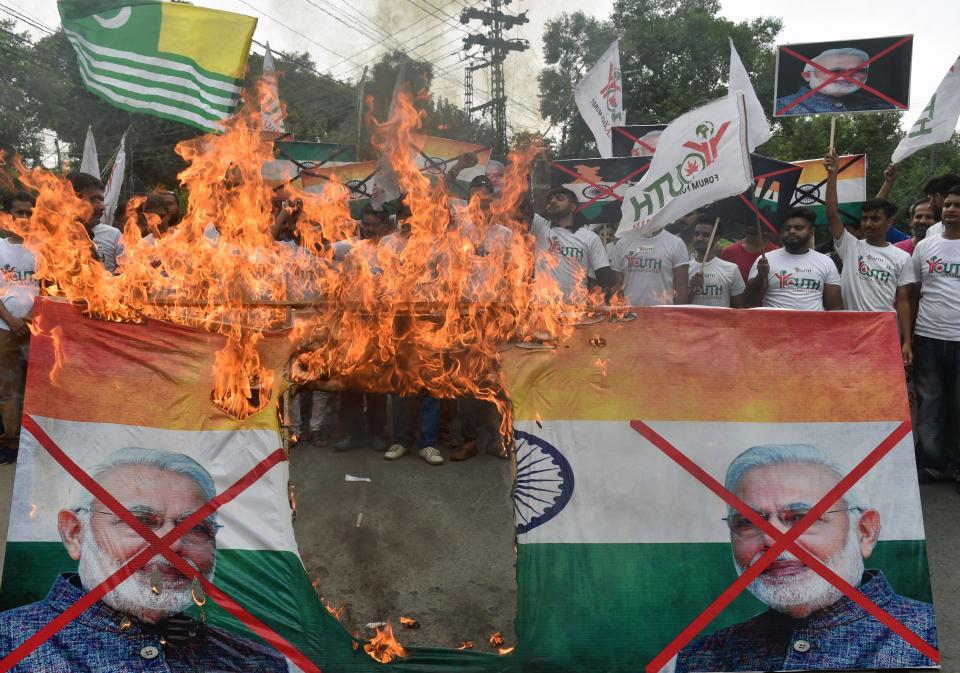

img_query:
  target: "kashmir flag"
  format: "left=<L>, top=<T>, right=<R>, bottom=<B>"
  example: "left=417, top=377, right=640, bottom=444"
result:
left=260, top=42, right=286, bottom=135
left=617, top=94, right=753, bottom=237
left=80, top=125, right=100, bottom=176
left=728, top=38, right=771, bottom=152
left=892, top=54, right=960, bottom=163
left=790, top=154, right=867, bottom=226
left=501, top=308, right=937, bottom=673
left=574, top=40, right=624, bottom=158
left=58, top=0, right=256, bottom=132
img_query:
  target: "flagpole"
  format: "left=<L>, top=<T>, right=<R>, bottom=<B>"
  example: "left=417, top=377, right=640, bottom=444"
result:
left=356, top=65, right=368, bottom=157
left=738, top=89, right=767, bottom=263
left=829, top=116, right=837, bottom=153
left=704, top=217, right=720, bottom=263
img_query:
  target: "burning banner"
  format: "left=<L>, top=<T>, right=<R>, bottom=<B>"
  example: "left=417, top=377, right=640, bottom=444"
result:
left=789, top=154, right=867, bottom=226
left=502, top=308, right=937, bottom=673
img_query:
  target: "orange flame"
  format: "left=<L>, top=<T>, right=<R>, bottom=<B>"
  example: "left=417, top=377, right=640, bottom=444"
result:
left=498, top=645, right=516, bottom=656
left=0, top=82, right=589, bottom=425
left=488, top=631, right=504, bottom=647
left=457, top=641, right=475, bottom=650
left=364, top=621, right=407, bottom=664
left=398, top=615, right=419, bottom=629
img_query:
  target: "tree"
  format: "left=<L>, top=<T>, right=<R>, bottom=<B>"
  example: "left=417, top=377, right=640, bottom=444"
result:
left=0, top=20, right=49, bottom=166
left=538, top=2, right=782, bottom=158
left=537, top=12, right=617, bottom=158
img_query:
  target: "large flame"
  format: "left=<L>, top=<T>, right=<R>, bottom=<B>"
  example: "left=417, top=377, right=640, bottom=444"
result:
left=0, top=82, right=587, bottom=426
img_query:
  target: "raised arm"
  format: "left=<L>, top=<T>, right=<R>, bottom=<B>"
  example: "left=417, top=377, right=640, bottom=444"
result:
left=824, top=150, right=844, bottom=242
left=876, top=162, right=897, bottom=200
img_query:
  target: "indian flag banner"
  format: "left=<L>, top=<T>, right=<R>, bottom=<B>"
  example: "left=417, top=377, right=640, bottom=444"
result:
left=1, top=299, right=516, bottom=673
left=0, top=299, right=345, bottom=671
left=58, top=0, right=256, bottom=132
left=501, top=308, right=937, bottom=672
left=790, top=154, right=867, bottom=227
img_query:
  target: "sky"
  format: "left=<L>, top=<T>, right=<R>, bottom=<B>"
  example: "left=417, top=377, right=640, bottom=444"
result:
left=12, top=0, right=960, bottom=136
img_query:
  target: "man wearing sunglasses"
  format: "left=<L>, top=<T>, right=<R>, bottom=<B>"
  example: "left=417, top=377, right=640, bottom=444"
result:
left=0, top=448, right=296, bottom=672
left=776, top=48, right=891, bottom=115
left=676, top=444, right=936, bottom=672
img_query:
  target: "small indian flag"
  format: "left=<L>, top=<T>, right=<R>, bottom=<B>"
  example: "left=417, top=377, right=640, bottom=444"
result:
left=58, top=0, right=256, bottom=131
left=790, top=154, right=867, bottom=226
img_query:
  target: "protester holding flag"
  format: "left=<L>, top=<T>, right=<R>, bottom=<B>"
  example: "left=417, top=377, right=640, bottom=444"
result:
left=910, top=186, right=960, bottom=484
left=531, top=188, right=616, bottom=301
left=609, top=222, right=690, bottom=307
left=824, top=151, right=916, bottom=364
left=745, top=207, right=842, bottom=311
left=719, top=217, right=780, bottom=283
left=688, top=215, right=745, bottom=308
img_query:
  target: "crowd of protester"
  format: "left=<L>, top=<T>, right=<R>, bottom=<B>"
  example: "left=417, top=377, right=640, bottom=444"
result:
left=1, top=157, right=958, bottom=490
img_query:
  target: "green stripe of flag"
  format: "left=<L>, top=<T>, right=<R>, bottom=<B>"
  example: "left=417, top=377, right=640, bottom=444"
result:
left=63, top=28, right=240, bottom=96
left=514, top=540, right=932, bottom=670
left=66, top=32, right=237, bottom=109
left=69, top=39, right=234, bottom=119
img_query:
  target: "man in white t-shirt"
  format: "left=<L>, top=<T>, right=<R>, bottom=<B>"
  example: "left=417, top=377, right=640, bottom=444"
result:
left=746, top=207, right=842, bottom=311
left=0, top=191, right=38, bottom=463
left=921, top=173, right=960, bottom=240
left=530, top=188, right=616, bottom=302
left=824, top=151, right=916, bottom=364
left=910, top=186, right=960, bottom=483
left=609, top=222, right=690, bottom=307
left=67, top=172, right=124, bottom=272
left=688, top=216, right=745, bottom=308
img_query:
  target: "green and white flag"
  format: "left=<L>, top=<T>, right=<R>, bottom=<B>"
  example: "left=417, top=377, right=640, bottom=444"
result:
left=892, top=54, right=960, bottom=163
left=58, top=0, right=257, bottom=132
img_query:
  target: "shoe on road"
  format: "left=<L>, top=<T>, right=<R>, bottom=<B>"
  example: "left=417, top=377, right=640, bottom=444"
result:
left=449, top=441, right=478, bottom=462
left=418, top=446, right=444, bottom=465
left=384, top=444, right=408, bottom=460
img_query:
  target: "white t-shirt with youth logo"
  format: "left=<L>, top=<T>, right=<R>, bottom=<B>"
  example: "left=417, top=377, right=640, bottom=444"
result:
left=913, top=235, right=960, bottom=341
left=0, top=238, right=38, bottom=330
left=609, top=229, right=689, bottom=306
left=748, top=247, right=840, bottom=311
left=531, top=214, right=609, bottom=300
left=688, top=257, right=746, bottom=308
left=834, top=230, right=916, bottom=312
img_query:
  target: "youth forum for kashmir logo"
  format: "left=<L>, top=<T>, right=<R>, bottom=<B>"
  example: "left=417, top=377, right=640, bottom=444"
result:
left=599, top=62, right=624, bottom=124
left=628, top=118, right=731, bottom=221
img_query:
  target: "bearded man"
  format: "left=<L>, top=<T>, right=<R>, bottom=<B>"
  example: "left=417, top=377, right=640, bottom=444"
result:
left=0, top=447, right=297, bottom=672
left=675, top=444, right=937, bottom=672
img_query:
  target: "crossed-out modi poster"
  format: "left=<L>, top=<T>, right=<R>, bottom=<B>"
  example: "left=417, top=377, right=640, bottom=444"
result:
left=502, top=306, right=937, bottom=673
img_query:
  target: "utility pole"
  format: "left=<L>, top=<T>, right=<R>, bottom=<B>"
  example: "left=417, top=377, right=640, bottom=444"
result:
left=460, top=0, right=529, bottom=157
left=463, top=59, right=489, bottom=117
left=464, top=66, right=473, bottom=114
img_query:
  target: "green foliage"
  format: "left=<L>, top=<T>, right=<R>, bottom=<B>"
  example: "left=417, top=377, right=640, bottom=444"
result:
left=537, top=0, right=960, bottom=218
left=0, top=20, right=50, bottom=165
